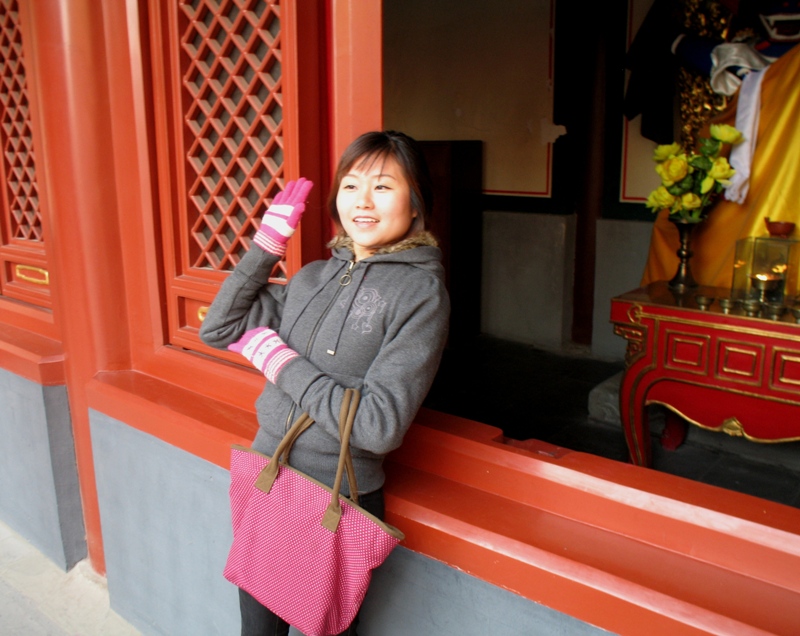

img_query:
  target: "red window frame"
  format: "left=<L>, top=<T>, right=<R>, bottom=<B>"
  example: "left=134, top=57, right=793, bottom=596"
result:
left=113, top=0, right=328, bottom=409
left=157, top=0, right=298, bottom=357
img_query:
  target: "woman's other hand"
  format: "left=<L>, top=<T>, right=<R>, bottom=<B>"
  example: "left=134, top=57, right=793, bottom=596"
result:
left=228, top=327, right=299, bottom=383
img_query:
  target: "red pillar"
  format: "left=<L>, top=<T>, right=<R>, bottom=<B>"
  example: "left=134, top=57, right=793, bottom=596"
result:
left=22, top=0, right=132, bottom=572
left=329, top=0, right=383, bottom=161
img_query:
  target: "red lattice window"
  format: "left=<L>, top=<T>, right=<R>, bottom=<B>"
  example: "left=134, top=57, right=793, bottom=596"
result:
left=152, top=0, right=302, bottom=353
left=0, top=0, right=50, bottom=309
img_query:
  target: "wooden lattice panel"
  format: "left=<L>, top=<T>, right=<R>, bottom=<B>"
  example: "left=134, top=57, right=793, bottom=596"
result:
left=178, top=0, right=285, bottom=277
left=0, top=0, right=49, bottom=309
left=0, top=0, right=41, bottom=244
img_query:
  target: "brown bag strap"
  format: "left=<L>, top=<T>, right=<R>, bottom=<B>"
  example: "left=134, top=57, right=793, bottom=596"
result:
left=253, top=389, right=362, bottom=534
left=254, top=411, right=314, bottom=493
left=321, top=388, right=360, bottom=532
left=284, top=406, right=359, bottom=504
left=339, top=395, right=360, bottom=507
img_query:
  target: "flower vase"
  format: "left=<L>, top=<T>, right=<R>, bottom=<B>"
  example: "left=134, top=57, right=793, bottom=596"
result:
left=668, top=218, right=698, bottom=292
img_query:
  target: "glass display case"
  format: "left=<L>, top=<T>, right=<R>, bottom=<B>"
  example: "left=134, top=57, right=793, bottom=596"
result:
left=731, top=237, right=800, bottom=303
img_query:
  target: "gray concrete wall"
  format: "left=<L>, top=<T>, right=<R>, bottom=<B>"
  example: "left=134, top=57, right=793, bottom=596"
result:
left=90, top=410, right=238, bottom=635
left=0, top=368, right=85, bottom=570
left=363, top=547, right=609, bottom=636
left=482, top=211, right=576, bottom=350
left=591, top=219, right=654, bottom=360
left=90, top=411, right=609, bottom=635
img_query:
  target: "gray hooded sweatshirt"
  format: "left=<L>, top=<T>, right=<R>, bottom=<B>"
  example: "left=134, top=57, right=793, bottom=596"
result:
left=199, top=233, right=450, bottom=495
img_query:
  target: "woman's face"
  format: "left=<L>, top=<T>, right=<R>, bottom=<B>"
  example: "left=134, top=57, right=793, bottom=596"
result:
left=336, top=154, right=417, bottom=261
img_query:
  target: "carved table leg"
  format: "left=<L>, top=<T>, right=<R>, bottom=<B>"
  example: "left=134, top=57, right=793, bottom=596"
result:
left=660, top=410, right=688, bottom=451
left=619, top=373, right=652, bottom=467
left=613, top=310, right=652, bottom=466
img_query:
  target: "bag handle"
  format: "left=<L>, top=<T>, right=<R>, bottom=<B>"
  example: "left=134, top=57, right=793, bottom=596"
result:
left=321, top=388, right=360, bottom=531
left=253, top=389, right=362, bottom=532
left=280, top=402, right=360, bottom=505
left=254, top=412, right=314, bottom=492
left=337, top=390, right=360, bottom=506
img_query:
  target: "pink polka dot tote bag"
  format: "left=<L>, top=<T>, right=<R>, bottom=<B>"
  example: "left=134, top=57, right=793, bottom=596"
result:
left=224, top=389, right=405, bottom=636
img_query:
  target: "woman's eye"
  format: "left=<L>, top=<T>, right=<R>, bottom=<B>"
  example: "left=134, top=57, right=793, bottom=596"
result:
left=341, top=184, right=356, bottom=191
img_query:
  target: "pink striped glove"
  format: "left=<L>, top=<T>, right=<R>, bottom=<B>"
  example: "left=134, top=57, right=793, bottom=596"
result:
left=228, top=328, right=299, bottom=384
left=253, top=178, right=314, bottom=256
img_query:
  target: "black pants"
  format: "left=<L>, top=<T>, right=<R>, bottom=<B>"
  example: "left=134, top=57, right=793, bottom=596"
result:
left=239, top=488, right=386, bottom=636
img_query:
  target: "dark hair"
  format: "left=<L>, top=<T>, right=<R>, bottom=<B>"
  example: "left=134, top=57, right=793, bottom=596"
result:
left=327, top=131, right=433, bottom=237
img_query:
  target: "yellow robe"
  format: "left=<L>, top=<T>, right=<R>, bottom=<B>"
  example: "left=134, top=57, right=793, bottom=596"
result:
left=641, top=43, right=800, bottom=289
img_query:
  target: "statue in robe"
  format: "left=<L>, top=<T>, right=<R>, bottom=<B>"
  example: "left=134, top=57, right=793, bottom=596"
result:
left=626, top=0, right=800, bottom=288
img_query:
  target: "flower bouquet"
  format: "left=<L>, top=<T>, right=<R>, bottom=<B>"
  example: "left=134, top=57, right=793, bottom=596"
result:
left=645, top=124, right=743, bottom=291
left=645, top=124, right=743, bottom=223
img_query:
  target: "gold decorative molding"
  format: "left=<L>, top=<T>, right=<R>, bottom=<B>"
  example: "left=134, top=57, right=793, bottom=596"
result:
left=637, top=308, right=800, bottom=342
left=614, top=323, right=646, bottom=367
left=627, top=304, right=643, bottom=325
left=15, top=264, right=49, bottom=286
left=720, top=417, right=745, bottom=438
left=664, top=331, right=710, bottom=375
left=718, top=343, right=761, bottom=380
left=651, top=402, right=800, bottom=443
left=774, top=351, right=800, bottom=387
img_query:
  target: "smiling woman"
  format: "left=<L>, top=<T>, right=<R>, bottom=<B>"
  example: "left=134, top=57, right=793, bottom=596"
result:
left=327, top=131, right=434, bottom=260
left=336, top=155, right=417, bottom=261
left=199, top=130, right=450, bottom=635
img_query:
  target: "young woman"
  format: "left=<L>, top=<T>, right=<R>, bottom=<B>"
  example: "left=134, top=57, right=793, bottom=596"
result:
left=199, top=131, right=450, bottom=635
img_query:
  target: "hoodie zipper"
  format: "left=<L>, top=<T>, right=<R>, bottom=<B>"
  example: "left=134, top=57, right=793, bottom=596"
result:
left=307, top=260, right=355, bottom=356
left=283, top=260, right=356, bottom=432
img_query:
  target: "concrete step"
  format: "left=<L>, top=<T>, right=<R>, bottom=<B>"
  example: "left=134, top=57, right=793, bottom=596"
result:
left=0, top=520, right=139, bottom=636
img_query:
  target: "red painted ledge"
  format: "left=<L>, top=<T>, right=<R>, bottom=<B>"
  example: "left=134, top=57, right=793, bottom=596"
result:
left=86, top=371, right=800, bottom=635
left=0, top=322, right=65, bottom=386
left=87, top=371, right=256, bottom=468
left=386, top=409, right=800, bottom=635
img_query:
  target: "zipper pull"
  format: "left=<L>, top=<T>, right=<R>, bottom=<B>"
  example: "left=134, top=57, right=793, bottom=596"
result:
left=339, top=260, right=355, bottom=286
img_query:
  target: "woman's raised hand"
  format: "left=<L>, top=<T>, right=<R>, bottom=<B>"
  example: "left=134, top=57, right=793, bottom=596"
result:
left=253, top=178, right=314, bottom=256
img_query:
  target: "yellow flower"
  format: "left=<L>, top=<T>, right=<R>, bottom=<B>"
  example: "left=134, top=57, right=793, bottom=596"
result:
left=709, top=124, right=743, bottom=145
left=653, top=142, right=683, bottom=162
left=646, top=186, right=677, bottom=211
left=681, top=193, right=703, bottom=209
left=707, top=156, right=735, bottom=182
left=646, top=127, right=741, bottom=222
left=655, top=155, right=690, bottom=186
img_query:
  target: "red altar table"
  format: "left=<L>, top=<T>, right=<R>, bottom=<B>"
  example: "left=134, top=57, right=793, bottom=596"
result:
left=611, top=281, right=800, bottom=467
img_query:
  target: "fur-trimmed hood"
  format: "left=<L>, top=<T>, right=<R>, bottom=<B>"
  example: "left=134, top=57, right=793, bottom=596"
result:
left=329, top=229, right=444, bottom=281
left=327, top=230, right=439, bottom=255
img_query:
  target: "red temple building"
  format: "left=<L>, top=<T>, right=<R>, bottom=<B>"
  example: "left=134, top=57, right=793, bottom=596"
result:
left=1, top=1, right=798, bottom=634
